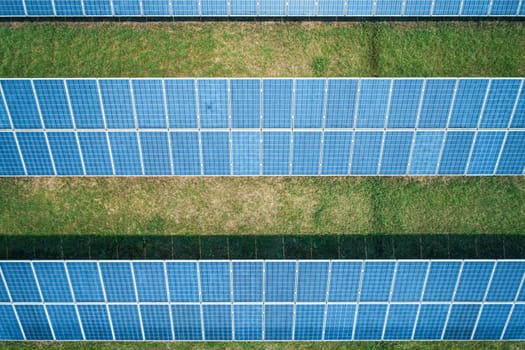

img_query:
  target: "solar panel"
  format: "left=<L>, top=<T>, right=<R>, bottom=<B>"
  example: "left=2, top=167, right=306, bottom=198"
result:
left=1, top=78, right=524, bottom=177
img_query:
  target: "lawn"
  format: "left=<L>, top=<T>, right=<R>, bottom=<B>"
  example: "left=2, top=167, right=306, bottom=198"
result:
left=0, top=21, right=524, bottom=349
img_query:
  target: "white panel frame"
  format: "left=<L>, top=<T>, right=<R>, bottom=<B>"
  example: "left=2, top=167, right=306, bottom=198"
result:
left=63, top=80, right=87, bottom=175
left=377, top=79, right=394, bottom=175
left=289, top=79, right=296, bottom=176
left=318, top=78, right=329, bottom=175
left=129, top=262, right=146, bottom=341
left=381, top=260, right=398, bottom=340
left=435, top=79, right=459, bottom=175
left=29, top=262, right=56, bottom=340
left=129, top=80, right=145, bottom=176
left=500, top=272, right=525, bottom=340
left=194, top=79, right=204, bottom=175
left=470, top=261, right=498, bottom=340
left=0, top=82, right=27, bottom=175
left=440, top=260, right=465, bottom=340
left=96, top=79, right=116, bottom=176
left=411, top=260, right=432, bottom=340
left=321, top=260, right=332, bottom=340
left=406, top=79, right=427, bottom=174
left=0, top=264, right=26, bottom=340
left=63, top=262, right=86, bottom=340
left=162, top=80, right=175, bottom=176
left=96, top=261, right=116, bottom=340
left=347, top=79, right=361, bottom=175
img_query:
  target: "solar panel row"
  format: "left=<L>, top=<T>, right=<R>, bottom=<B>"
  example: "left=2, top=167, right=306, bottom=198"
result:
left=0, top=0, right=524, bottom=16
left=1, top=78, right=524, bottom=176
left=0, top=260, right=524, bottom=341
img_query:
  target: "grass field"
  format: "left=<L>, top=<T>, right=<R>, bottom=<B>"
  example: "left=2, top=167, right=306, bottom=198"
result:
left=1, top=21, right=524, bottom=349
left=0, top=22, right=524, bottom=77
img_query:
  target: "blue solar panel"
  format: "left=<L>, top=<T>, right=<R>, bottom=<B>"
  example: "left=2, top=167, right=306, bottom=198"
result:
left=387, top=79, right=423, bottom=128
left=140, top=132, right=172, bottom=175
left=201, top=0, right=227, bottom=15
left=0, top=262, right=41, bottom=302
left=202, top=305, right=232, bottom=340
left=424, top=262, right=461, bottom=301
left=449, top=79, right=488, bottom=128
left=231, top=0, right=257, bottom=15
left=418, top=79, right=455, bottom=128
left=392, top=262, right=428, bottom=301
left=1, top=80, right=41, bottom=129
left=317, top=0, right=345, bottom=15
left=491, top=0, right=520, bottom=15
left=503, top=304, right=525, bottom=340
left=347, top=0, right=373, bottom=15
left=234, top=305, right=262, bottom=340
left=54, top=0, right=83, bottom=15
left=166, top=262, right=199, bottom=302
left=100, top=79, right=135, bottom=128
left=328, top=261, right=361, bottom=302
left=324, top=304, right=355, bottom=340
left=360, top=262, right=395, bottom=302
left=455, top=261, right=494, bottom=301
left=141, top=305, right=172, bottom=340
left=263, top=80, right=292, bottom=128
left=231, top=79, right=259, bottom=128
left=384, top=304, right=418, bottom=340
left=232, top=132, right=259, bottom=175
left=33, top=80, right=73, bottom=129
left=0, top=1, right=25, bottom=16
left=351, top=131, right=382, bottom=175
left=143, top=0, right=170, bottom=15
left=47, top=305, right=83, bottom=340
left=171, top=132, right=201, bottom=175
left=113, top=0, right=141, bottom=15
left=325, top=80, right=358, bottom=128
left=0, top=274, right=8, bottom=302
left=376, top=0, right=402, bottom=15
left=433, top=0, right=461, bottom=15
left=380, top=131, right=413, bottom=175
left=473, top=304, right=511, bottom=340
left=172, top=0, right=199, bottom=15
left=265, top=305, right=293, bottom=340
left=133, top=262, right=167, bottom=302
left=78, top=132, right=113, bottom=175
left=48, top=132, right=84, bottom=175
left=109, top=132, right=142, bottom=175
left=294, top=79, right=324, bottom=128
left=109, top=305, right=142, bottom=340
left=443, top=304, right=480, bottom=339
left=438, top=132, right=475, bottom=174
left=78, top=305, right=112, bottom=340
left=0, top=306, right=23, bottom=340
left=25, top=0, right=54, bottom=15
left=413, top=304, right=449, bottom=339
left=356, top=79, right=390, bottom=128
left=200, top=261, right=230, bottom=302
left=321, top=132, right=352, bottom=175
left=288, top=0, right=315, bottom=15
left=354, top=304, right=386, bottom=340
left=171, top=305, right=202, bottom=340
left=296, top=262, right=329, bottom=302
left=0, top=94, right=9, bottom=128
left=165, top=79, right=197, bottom=128
left=198, top=79, right=228, bottom=128
left=496, top=132, right=525, bottom=174
left=232, top=261, right=262, bottom=302
left=66, top=262, right=104, bottom=302
left=66, top=80, right=104, bottom=128
left=99, top=262, right=136, bottom=302
left=487, top=261, right=525, bottom=301
left=295, top=304, right=324, bottom=340
left=16, top=305, right=52, bottom=340
left=409, top=132, right=444, bottom=175
left=262, top=132, right=290, bottom=175
left=0, top=133, right=25, bottom=175
left=133, top=79, right=166, bottom=128
left=466, top=132, right=505, bottom=175
left=259, top=0, right=286, bottom=15
left=201, top=132, right=230, bottom=175
left=33, top=262, right=72, bottom=302
left=292, top=132, right=321, bottom=175
left=404, top=0, right=432, bottom=15
left=511, top=84, right=525, bottom=128
left=481, top=80, right=521, bottom=128
left=265, top=262, right=295, bottom=302
left=83, top=0, right=112, bottom=15
left=462, top=0, right=490, bottom=15
left=17, top=132, right=54, bottom=175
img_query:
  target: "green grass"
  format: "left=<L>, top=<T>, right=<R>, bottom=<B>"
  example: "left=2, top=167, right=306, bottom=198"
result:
left=0, top=342, right=524, bottom=350
left=0, top=177, right=524, bottom=235
left=0, top=22, right=524, bottom=77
